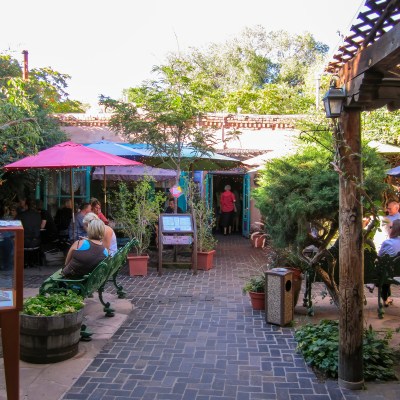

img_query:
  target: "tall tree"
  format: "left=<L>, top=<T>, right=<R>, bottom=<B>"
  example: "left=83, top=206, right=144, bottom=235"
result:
left=101, top=59, right=218, bottom=185
left=164, top=27, right=328, bottom=114
left=0, top=52, right=81, bottom=203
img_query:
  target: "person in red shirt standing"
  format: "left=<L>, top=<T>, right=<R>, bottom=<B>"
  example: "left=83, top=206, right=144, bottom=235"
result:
left=220, top=185, right=236, bottom=236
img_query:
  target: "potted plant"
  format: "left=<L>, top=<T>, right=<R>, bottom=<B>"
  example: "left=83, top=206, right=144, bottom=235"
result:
left=20, top=291, right=85, bottom=364
left=111, top=178, right=166, bottom=276
left=249, top=221, right=268, bottom=248
left=186, top=179, right=218, bottom=270
left=242, top=274, right=265, bottom=310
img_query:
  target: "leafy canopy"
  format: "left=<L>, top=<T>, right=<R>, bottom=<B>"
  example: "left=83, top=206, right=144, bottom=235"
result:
left=253, top=130, right=389, bottom=252
left=101, top=59, right=219, bottom=182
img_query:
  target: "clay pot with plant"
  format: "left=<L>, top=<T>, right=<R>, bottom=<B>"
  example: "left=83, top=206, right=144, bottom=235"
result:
left=111, top=178, right=166, bottom=276
left=242, top=274, right=265, bottom=310
left=186, top=179, right=218, bottom=270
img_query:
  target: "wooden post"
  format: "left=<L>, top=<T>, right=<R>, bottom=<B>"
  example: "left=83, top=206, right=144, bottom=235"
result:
left=338, top=109, right=364, bottom=389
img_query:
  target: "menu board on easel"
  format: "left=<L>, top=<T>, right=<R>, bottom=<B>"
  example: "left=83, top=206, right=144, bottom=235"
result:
left=158, top=214, right=197, bottom=275
left=159, top=214, right=194, bottom=233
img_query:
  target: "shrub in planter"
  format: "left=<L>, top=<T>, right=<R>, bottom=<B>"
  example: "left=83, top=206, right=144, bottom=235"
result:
left=22, top=291, right=84, bottom=316
left=242, top=274, right=265, bottom=310
left=186, top=178, right=218, bottom=270
left=20, top=291, right=86, bottom=364
left=111, top=179, right=166, bottom=276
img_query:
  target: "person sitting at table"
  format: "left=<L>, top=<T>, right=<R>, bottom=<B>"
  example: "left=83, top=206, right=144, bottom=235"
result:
left=164, top=198, right=183, bottom=214
left=83, top=212, right=118, bottom=256
left=90, top=198, right=109, bottom=225
left=62, top=219, right=108, bottom=278
left=378, top=219, right=400, bottom=306
left=68, top=202, right=91, bottom=242
left=54, top=199, right=73, bottom=238
left=18, top=199, right=41, bottom=267
left=35, top=199, right=58, bottom=246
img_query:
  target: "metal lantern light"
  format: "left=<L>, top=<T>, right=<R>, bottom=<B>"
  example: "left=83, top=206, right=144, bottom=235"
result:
left=322, top=86, right=346, bottom=118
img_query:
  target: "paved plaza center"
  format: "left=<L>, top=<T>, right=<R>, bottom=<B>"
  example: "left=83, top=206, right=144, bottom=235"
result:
left=5, top=234, right=400, bottom=399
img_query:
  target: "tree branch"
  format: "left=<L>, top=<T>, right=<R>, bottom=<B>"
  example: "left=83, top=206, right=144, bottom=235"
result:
left=0, top=118, right=36, bottom=130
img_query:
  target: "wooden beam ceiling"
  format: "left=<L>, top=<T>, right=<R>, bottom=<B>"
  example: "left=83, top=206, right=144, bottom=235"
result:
left=327, top=0, right=400, bottom=111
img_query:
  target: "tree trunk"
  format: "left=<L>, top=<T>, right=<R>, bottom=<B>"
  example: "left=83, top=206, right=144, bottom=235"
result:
left=337, top=110, right=364, bottom=389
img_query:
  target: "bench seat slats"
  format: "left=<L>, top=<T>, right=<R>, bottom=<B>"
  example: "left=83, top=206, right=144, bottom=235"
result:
left=39, top=238, right=138, bottom=317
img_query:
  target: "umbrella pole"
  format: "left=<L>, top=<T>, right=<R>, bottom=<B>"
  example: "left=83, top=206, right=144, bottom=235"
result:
left=70, top=168, right=76, bottom=240
left=103, top=166, right=107, bottom=218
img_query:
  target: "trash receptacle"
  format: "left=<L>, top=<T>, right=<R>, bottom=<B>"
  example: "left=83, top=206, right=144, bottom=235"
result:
left=265, top=268, right=294, bottom=326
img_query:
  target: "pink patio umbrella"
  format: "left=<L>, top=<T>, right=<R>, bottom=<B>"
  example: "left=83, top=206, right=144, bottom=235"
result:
left=3, top=141, right=142, bottom=233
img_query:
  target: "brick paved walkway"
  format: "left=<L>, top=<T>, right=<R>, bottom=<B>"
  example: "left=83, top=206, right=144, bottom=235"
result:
left=59, top=235, right=393, bottom=400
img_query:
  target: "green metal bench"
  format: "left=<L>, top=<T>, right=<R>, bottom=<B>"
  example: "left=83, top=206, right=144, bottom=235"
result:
left=364, top=253, right=400, bottom=318
left=39, top=238, right=137, bottom=317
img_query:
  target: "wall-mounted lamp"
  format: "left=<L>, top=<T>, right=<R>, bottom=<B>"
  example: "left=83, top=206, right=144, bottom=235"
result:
left=322, top=85, right=346, bottom=118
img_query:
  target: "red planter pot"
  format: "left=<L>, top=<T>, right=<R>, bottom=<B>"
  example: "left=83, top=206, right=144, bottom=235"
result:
left=197, top=250, right=216, bottom=271
left=250, top=233, right=266, bottom=248
left=248, top=291, right=265, bottom=310
left=127, top=254, right=149, bottom=276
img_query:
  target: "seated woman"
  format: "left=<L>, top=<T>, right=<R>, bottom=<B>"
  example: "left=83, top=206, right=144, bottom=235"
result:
left=83, top=212, right=118, bottom=256
left=62, top=219, right=109, bottom=278
left=90, top=198, right=109, bottom=225
left=378, top=219, right=400, bottom=306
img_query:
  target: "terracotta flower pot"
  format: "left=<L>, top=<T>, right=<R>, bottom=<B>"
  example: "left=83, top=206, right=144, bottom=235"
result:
left=250, top=233, right=266, bottom=248
left=127, top=254, right=149, bottom=276
left=248, top=291, right=265, bottom=310
left=197, top=250, right=216, bottom=271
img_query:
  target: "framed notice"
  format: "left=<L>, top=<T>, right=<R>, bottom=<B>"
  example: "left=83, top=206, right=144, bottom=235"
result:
left=159, top=214, right=194, bottom=233
left=0, top=221, right=24, bottom=311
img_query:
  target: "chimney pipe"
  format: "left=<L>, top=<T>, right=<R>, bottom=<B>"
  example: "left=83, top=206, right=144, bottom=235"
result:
left=22, top=50, right=29, bottom=81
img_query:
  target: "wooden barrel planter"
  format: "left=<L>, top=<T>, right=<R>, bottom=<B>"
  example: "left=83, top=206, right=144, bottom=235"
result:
left=20, top=308, right=84, bottom=364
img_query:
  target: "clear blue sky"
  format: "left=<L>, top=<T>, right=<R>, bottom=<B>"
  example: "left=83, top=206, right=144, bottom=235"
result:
left=1, top=0, right=363, bottom=106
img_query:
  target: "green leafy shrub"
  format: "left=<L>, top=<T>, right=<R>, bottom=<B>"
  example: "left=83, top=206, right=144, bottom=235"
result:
left=242, top=275, right=265, bottom=294
left=22, top=291, right=85, bottom=316
left=295, top=320, right=397, bottom=381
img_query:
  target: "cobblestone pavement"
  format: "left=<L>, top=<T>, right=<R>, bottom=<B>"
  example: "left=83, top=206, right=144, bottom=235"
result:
left=57, top=234, right=398, bottom=400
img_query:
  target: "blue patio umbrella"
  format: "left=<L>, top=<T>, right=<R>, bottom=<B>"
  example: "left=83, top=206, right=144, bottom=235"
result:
left=387, top=166, right=400, bottom=176
left=86, top=141, right=241, bottom=171
left=119, top=143, right=241, bottom=171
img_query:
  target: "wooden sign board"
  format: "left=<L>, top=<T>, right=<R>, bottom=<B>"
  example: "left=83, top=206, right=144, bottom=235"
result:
left=162, top=235, right=193, bottom=245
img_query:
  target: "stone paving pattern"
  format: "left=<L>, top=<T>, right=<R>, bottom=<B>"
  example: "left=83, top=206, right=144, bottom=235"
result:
left=50, top=235, right=395, bottom=400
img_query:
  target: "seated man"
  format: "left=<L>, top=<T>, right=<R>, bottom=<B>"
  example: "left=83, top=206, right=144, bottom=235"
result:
left=18, top=199, right=41, bottom=267
left=68, top=202, right=91, bottom=242
left=62, top=219, right=108, bottom=278
left=18, top=199, right=41, bottom=249
left=54, top=199, right=73, bottom=238
left=164, top=198, right=183, bottom=214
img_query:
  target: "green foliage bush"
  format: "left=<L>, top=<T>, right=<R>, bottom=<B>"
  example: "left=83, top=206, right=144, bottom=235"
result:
left=22, top=291, right=84, bottom=316
left=242, top=275, right=265, bottom=294
left=295, top=320, right=397, bottom=381
left=253, top=135, right=388, bottom=251
left=111, top=178, right=166, bottom=255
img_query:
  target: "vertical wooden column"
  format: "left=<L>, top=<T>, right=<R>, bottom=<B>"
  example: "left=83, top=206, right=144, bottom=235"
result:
left=338, top=109, right=364, bottom=389
left=0, top=311, right=20, bottom=400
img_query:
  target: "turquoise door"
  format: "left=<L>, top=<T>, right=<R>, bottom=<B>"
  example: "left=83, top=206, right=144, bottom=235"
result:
left=205, top=173, right=213, bottom=210
left=242, top=174, right=250, bottom=237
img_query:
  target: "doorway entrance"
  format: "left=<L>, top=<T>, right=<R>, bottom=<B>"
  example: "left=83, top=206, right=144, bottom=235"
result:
left=206, top=172, right=250, bottom=237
